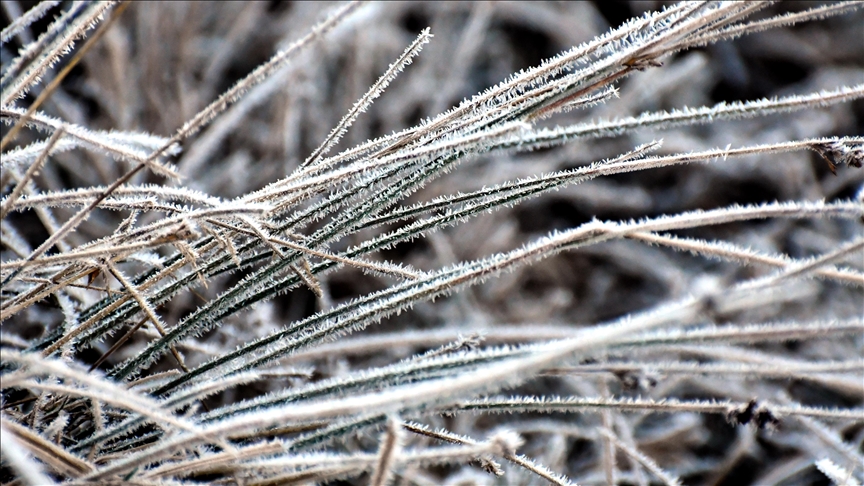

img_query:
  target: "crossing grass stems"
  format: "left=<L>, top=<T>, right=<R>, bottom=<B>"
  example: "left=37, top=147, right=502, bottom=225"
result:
left=1, top=1, right=863, bottom=485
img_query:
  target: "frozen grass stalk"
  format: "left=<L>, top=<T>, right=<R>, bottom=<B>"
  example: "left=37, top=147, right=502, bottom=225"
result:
left=1, top=1, right=862, bottom=484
